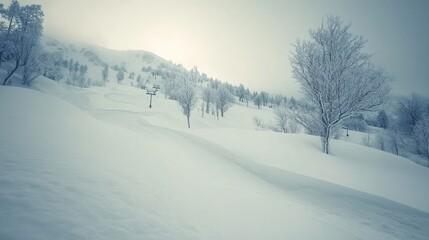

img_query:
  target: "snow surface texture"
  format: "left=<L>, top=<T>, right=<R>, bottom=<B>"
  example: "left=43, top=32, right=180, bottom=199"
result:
left=1, top=78, right=429, bottom=240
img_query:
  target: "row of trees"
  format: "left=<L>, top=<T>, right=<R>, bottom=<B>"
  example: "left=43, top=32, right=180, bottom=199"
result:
left=367, top=94, right=429, bottom=161
left=173, top=67, right=236, bottom=128
left=66, top=59, right=89, bottom=87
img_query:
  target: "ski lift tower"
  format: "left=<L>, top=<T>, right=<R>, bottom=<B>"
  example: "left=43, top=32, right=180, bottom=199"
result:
left=146, top=85, right=160, bottom=108
left=146, top=89, right=157, bottom=108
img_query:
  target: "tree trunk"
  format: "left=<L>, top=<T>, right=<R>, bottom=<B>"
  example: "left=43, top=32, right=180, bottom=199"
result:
left=187, top=115, right=191, bottom=128
left=206, top=101, right=210, bottom=114
left=2, top=61, right=20, bottom=85
left=322, top=125, right=331, bottom=154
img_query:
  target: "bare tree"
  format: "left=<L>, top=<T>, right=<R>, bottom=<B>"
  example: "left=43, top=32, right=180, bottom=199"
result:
left=177, top=67, right=198, bottom=128
left=290, top=15, right=391, bottom=154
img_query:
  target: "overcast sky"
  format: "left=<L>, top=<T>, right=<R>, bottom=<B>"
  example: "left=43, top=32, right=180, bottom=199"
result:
left=8, top=0, right=429, bottom=97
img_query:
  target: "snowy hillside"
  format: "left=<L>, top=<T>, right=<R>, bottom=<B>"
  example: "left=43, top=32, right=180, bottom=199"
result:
left=1, top=77, right=429, bottom=240
left=42, top=37, right=186, bottom=88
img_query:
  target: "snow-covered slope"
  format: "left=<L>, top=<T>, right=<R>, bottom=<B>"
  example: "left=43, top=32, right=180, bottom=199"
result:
left=1, top=78, right=429, bottom=239
left=42, top=37, right=180, bottom=87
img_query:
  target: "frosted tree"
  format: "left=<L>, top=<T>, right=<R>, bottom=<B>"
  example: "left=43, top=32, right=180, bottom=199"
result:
left=22, top=56, right=40, bottom=85
left=0, top=0, right=21, bottom=70
left=274, top=100, right=290, bottom=133
left=376, top=110, right=389, bottom=129
left=290, top=16, right=391, bottom=154
left=396, top=94, right=425, bottom=134
left=71, top=61, right=79, bottom=84
left=42, top=52, right=64, bottom=82
left=116, top=68, right=124, bottom=83
left=253, top=93, right=262, bottom=109
left=202, top=86, right=215, bottom=114
left=260, top=91, right=269, bottom=106
left=386, top=125, right=401, bottom=156
left=288, top=101, right=321, bottom=136
left=101, top=64, right=108, bottom=83
left=215, top=84, right=235, bottom=117
left=237, top=84, right=246, bottom=102
left=79, top=64, right=88, bottom=88
left=68, top=59, right=73, bottom=75
left=163, top=76, right=180, bottom=99
left=22, top=47, right=42, bottom=86
left=243, top=88, right=251, bottom=107
left=272, top=94, right=286, bottom=106
left=177, top=67, right=198, bottom=128
left=412, top=117, right=429, bottom=160
left=2, top=2, right=44, bottom=85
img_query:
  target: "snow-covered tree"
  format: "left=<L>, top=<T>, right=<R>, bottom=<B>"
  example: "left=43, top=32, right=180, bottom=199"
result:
left=177, top=67, right=198, bottom=128
left=273, top=100, right=290, bottom=133
left=202, top=86, right=215, bottom=114
left=68, top=59, right=73, bottom=75
left=272, top=94, right=286, bottom=106
left=290, top=15, right=391, bottom=154
left=215, top=85, right=235, bottom=117
left=116, top=68, right=124, bottom=83
left=386, top=126, right=401, bottom=156
left=260, top=91, right=269, bottom=107
left=237, top=84, right=246, bottom=102
left=79, top=64, right=88, bottom=88
left=70, top=61, right=79, bottom=83
left=396, top=94, right=425, bottom=134
left=289, top=97, right=298, bottom=109
left=376, top=110, right=389, bottom=129
left=163, top=77, right=180, bottom=99
left=22, top=47, right=42, bottom=86
left=413, top=117, right=429, bottom=160
left=41, top=52, right=63, bottom=82
left=288, top=101, right=320, bottom=136
left=1, top=2, right=44, bottom=85
left=243, top=88, right=251, bottom=107
left=101, top=64, right=108, bottom=83
left=0, top=0, right=21, bottom=70
left=253, top=93, right=262, bottom=109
